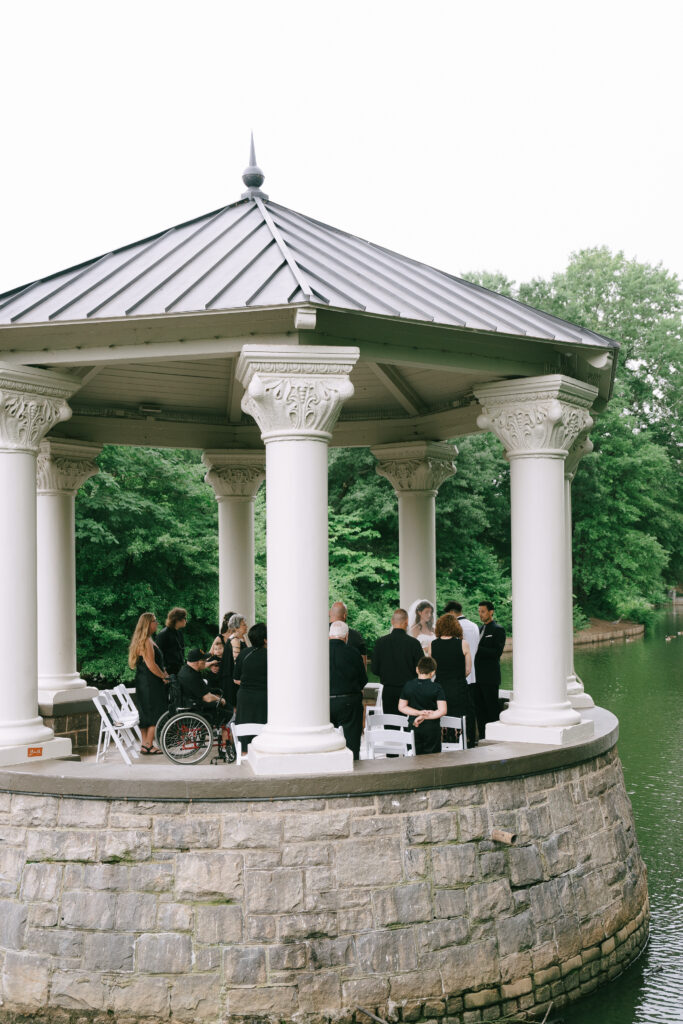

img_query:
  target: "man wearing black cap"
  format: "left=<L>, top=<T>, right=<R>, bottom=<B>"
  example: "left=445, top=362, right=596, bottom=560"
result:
left=178, top=649, right=227, bottom=712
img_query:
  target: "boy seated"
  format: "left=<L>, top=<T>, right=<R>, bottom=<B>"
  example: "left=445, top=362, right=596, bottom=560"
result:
left=398, top=656, right=447, bottom=755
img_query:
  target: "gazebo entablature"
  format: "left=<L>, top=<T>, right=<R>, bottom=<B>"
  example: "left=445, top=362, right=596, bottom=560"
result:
left=0, top=152, right=617, bottom=768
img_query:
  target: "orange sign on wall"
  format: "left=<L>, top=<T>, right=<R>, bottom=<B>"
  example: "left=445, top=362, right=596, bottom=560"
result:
left=27, top=747, right=43, bottom=758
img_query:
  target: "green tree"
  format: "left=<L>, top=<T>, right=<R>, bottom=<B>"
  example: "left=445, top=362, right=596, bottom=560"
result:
left=75, top=446, right=219, bottom=678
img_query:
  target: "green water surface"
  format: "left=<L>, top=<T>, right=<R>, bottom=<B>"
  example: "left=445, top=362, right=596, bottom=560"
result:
left=502, top=608, right=683, bottom=1023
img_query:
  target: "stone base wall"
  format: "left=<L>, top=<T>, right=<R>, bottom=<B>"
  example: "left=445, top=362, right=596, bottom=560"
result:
left=41, top=707, right=100, bottom=751
left=0, top=746, right=648, bottom=1023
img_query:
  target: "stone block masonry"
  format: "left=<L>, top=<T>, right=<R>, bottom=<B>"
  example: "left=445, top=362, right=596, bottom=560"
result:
left=0, top=746, right=648, bottom=1024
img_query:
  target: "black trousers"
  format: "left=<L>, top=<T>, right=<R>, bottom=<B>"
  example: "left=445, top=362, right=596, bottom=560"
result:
left=414, top=719, right=441, bottom=755
left=381, top=688, right=403, bottom=717
left=330, top=694, right=363, bottom=760
left=473, top=678, right=501, bottom=737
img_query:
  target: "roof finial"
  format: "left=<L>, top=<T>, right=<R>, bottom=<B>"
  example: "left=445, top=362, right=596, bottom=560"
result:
left=242, top=133, right=267, bottom=197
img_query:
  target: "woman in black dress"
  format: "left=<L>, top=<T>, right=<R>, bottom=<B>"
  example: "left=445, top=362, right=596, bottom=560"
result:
left=127, top=612, right=169, bottom=754
left=234, top=622, right=267, bottom=751
left=430, top=613, right=472, bottom=725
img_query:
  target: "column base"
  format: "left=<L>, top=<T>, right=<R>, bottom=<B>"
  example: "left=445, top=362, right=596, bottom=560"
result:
left=0, top=735, right=72, bottom=766
left=567, top=675, right=595, bottom=709
left=248, top=745, right=354, bottom=776
left=485, top=718, right=595, bottom=746
left=38, top=684, right=99, bottom=713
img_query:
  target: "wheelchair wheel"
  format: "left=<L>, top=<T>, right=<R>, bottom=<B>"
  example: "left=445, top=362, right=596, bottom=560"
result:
left=159, top=711, right=214, bottom=765
left=155, top=709, right=171, bottom=737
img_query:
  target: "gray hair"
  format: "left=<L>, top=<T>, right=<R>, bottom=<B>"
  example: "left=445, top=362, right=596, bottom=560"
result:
left=227, top=613, right=246, bottom=631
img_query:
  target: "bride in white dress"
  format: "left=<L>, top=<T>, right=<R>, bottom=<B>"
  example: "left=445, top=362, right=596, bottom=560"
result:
left=407, top=598, right=437, bottom=654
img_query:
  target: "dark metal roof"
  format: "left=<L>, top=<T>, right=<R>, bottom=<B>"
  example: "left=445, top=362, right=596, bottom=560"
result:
left=0, top=182, right=616, bottom=350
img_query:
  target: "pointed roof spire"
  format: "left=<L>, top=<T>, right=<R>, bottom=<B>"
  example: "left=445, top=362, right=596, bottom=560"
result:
left=242, top=134, right=268, bottom=198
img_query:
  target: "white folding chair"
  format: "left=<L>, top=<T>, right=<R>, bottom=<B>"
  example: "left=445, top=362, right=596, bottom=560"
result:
left=365, top=712, right=410, bottom=731
left=231, top=723, right=264, bottom=765
left=100, top=688, right=140, bottom=747
left=93, top=693, right=139, bottom=765
left=366, top=727, right=416, bottom=759
left=441, top=714, right=467, bottom=751
left=364, top=682, right=384, bottom=721
left=111, top=684, right=142, bottom=743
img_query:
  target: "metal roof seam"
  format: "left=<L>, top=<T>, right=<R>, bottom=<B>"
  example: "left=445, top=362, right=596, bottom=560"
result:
left=162, top=219, right=272, bottom=314
left=124, top=208, right=265, bottom=317
left=270, top=205, right=526, bottom=334
left=205, top=238, right=279, bottom=309
left=9, top=252, right=117, bottom=323
left=86, top=206, right=243, bottom=319
left=47, top=227, right=181, bottom=321
left=253, top=197, right=314, bottom=302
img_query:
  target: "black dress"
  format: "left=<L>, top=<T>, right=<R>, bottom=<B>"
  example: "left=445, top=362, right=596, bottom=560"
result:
left=235, top=647, right=268, bottom=725
left=135, top=642, right=167, bottom=728
left=431, top=637, right=469, bottom=718
left=234, top=647, right=268, bottom=752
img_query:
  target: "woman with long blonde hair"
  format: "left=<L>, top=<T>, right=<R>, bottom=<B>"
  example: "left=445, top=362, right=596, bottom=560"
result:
left=128, top=612, right=169, bottom=754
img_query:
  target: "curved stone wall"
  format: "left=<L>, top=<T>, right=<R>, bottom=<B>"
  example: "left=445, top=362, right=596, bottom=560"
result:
left=0, top=741, right=648, bottom=1024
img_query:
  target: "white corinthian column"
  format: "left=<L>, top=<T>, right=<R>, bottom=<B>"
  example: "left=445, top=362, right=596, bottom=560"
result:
left=201, top=450, right=266, bottom=627
left=474, top=375, right=598, bottom=746
left=564, top=433, right=595, bottom=709
left=0, top=364, right=78, bottom=764
left=37, top=440, right=102, bottom=711
left=236, top=345, right=359, bottom=775
left=371, top=441, right=457, bottom=611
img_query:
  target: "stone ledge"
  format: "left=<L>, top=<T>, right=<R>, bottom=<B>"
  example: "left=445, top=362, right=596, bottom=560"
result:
left=0, top=707, right=618, bottom=802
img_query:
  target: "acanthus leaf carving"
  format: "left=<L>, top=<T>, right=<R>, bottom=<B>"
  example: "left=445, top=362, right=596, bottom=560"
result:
left=0, top=390, right=72, bottom=454
left=236, top=347, right=360, bottom=441
left=475, top=377, right=597, bottom=459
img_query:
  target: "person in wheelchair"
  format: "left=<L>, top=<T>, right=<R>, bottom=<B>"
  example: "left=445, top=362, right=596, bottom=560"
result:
left=178, top=648, right=228, bottom=723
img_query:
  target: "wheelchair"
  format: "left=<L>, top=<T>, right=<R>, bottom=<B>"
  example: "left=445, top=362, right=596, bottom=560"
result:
left=156, top=677, right=236, bottom=765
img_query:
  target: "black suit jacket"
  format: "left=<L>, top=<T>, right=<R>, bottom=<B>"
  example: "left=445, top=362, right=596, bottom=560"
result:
left=474, top=620, right=506, bottom=684
left=329, top=640, right=367, bottom=696
left=370, top=629, right=424, bottom=694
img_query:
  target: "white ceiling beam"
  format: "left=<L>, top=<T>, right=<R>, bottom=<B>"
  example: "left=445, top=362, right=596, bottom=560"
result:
left=0, top=333, right=294, bottom=368
left=369, top=362, right=425, bottom=416
left=227, top=360, right=244, bottom=424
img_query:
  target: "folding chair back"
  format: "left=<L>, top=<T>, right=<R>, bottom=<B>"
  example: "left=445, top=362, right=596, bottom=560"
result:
left=365, top=712, right=410, bottom=731
left=441, top=714, right=467, bottom=751
left=364, top=682, right=384, bottom=720
left=366, top=727, right=415, bottom=759
left=93, top=694, right=138, bottom=765
left=111, top=685, right=142, bottom=742
left=231, top=723, right=265, bottom=765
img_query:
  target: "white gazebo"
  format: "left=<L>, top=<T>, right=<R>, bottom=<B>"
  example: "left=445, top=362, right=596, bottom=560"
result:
left=0, top=146, right=617, bottom=771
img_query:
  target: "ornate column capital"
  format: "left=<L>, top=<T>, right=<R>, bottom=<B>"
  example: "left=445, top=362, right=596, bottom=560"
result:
left=474, top=375, right=598, bottom=460
left=0, top=364, right=77, bottom=454
left=236, top=345, right=360, bottom=441
left=202, top=450, right=266, bottom=499
left=565, top=432, right=594, bottom=481
left=36, top=440, right=102, bottom=495
left=371, top=441, right=458, bottom=494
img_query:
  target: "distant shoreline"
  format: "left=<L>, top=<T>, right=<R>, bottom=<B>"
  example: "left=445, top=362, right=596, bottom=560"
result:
left=502, top=617, right=645, bottom=655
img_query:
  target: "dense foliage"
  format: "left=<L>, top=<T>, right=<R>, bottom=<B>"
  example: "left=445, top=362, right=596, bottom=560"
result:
left=75, top=248, right=682, bottom=676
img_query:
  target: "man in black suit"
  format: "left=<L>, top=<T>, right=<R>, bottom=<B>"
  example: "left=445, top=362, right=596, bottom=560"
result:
left=329, top=621, right=367, bottom=759
left=330, top=601, right=367, bottom=668
left=473, top=600, right=506, bottom=738
left=370, top=609, right=424, bottom=716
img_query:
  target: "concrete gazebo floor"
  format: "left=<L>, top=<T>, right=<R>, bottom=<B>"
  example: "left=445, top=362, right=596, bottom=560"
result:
left=1, top=707, right=616, bottom=800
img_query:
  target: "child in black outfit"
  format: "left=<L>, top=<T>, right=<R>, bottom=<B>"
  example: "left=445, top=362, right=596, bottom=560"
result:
left=399, top=656, right=447, bottom=754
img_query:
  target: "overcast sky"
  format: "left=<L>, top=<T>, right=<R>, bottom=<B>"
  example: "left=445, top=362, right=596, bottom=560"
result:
left=2, top=0, right=681, bottom=297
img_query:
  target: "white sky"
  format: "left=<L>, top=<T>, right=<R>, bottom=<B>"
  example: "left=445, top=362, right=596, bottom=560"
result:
left=1, top=0, right=682, bottom=296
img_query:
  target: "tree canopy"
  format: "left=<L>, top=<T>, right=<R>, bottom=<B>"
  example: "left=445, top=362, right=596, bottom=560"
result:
left=74, top=247, right=683, bottom=678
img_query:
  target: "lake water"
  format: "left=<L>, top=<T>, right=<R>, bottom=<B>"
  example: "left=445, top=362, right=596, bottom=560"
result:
left=501, top=608, right=683, bottom=1023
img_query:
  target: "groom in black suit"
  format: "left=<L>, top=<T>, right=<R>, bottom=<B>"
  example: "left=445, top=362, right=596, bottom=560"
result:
left=473, top=600, right=506, bottom=737
left=370, top=609, right=424, bottom=716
